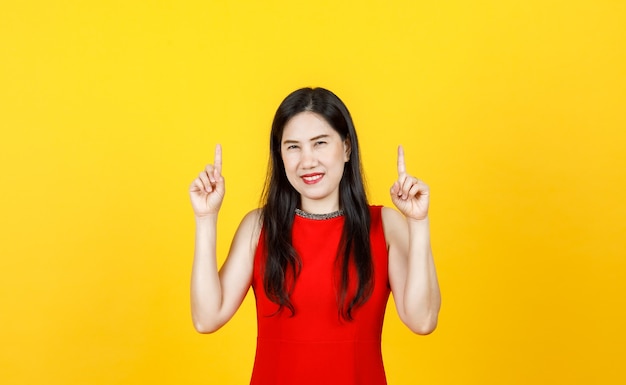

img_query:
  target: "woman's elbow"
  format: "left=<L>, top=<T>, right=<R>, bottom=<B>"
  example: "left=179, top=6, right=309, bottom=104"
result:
left=193, top=322, right=219, bottom=334
left=404, top=314, right=439, bottom=335
left=410, top=320, right=438, bottom=335
left=192, top=315, right=224, bottom=334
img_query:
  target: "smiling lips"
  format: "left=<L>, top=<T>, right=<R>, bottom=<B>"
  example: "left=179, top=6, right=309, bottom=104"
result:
left=301, top=173, right=324, bottom=185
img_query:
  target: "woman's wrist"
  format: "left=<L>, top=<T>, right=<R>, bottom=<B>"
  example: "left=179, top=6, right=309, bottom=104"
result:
left=195, top=213, right=218, bottom=225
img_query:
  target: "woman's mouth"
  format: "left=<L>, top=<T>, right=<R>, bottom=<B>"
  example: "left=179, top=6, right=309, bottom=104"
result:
left=301, top=173, right=324, bottom=185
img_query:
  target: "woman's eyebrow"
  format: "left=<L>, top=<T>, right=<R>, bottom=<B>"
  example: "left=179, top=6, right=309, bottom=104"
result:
left=282, top=134, right=330, bottom=145
left=309, top=134, right=330, bottom=141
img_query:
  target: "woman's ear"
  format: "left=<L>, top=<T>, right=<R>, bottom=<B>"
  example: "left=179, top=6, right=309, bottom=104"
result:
left=343, top=137, right=352, bottom=162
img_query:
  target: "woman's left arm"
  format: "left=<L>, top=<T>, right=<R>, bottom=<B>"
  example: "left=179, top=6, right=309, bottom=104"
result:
left=384, top=145, right=441, bottom=335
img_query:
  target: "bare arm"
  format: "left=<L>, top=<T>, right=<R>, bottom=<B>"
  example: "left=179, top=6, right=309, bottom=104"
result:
left=190, top=210, right=260, bottom=333
left=189, top=144, right=261, bottom=333
left=385, top=145, right=441, bottom=334
left=384, top=209, right=440, bottom=334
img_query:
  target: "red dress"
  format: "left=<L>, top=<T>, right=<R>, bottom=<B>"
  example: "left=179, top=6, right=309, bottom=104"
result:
left=251, top=206, right=390, bottom=385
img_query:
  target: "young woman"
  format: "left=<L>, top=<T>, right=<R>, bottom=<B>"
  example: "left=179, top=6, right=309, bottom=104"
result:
left=189, top=87, right=441, bottom=385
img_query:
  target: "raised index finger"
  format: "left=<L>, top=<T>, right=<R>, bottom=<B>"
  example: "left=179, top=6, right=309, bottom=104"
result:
left=214, top=144, right=222, bottom=175
left=397, top=145, right=406, bottom=176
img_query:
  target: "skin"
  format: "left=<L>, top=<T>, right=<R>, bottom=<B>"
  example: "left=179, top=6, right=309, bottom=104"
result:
left=189, top=112, right=441, bottom=334
left=281, top=111, right=351, bottom=214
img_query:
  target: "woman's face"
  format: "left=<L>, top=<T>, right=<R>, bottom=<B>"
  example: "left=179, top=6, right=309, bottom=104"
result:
left=280, top=111, right=350, bottom=214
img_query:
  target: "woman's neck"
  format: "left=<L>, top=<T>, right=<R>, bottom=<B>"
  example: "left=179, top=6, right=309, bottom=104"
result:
left=299, top=198, right=340, bottom=215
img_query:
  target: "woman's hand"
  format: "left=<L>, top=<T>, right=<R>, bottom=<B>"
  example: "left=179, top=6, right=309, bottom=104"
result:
left=390, top=145, right=429, bottom=221
left=190, top=144, right=225, bottom=217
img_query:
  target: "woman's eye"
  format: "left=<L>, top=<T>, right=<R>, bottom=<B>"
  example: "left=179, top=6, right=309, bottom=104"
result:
left=287, top=145, right=299, bottom=150
left=315, top=141, right=327, bottom=146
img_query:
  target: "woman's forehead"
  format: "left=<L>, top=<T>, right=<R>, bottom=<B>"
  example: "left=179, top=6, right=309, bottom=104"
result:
left=282, top=112, right=337, bottom=141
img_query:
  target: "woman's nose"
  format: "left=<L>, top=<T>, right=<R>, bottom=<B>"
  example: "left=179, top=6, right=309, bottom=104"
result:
left=301, top=147, right=318, bottom=168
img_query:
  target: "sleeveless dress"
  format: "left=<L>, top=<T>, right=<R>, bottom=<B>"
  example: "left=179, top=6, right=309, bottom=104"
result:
left=250, top=206, right=390, bottom=385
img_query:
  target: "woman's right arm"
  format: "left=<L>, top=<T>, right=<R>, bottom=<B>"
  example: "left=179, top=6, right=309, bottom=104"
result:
left=189, top=144, right=261, bottom=333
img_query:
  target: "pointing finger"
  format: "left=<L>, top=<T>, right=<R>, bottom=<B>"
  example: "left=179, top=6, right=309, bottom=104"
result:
left=214, top=144, right=222, bottom=176
left=397, top=145, right=406, bottom=176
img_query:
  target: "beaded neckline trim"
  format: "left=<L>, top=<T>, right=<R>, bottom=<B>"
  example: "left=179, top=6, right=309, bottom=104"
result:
left=295, top=208, right=344, bottom=220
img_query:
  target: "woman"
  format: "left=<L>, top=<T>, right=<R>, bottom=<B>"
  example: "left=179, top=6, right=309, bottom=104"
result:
left=190, top=87, right=441, bottom=384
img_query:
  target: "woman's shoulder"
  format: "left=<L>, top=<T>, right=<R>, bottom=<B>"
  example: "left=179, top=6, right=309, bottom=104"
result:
left=242, top=208, right=263, bottom=229
left=234, top=208, right=263, bottom=246
left=242, top=208, right=263, bottom=222
left=379, top=206, right=407, bottom=238
left=368, top=205, right=405, bottom=230
left=371, top=205, right=403, bottom=222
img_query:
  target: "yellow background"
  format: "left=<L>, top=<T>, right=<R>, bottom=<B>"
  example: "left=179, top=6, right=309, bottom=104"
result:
left=1, top=1, right=625, bottom=384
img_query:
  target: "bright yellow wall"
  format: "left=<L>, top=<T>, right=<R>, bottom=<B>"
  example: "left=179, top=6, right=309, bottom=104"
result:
left=1, top=1, right=624, bottom=384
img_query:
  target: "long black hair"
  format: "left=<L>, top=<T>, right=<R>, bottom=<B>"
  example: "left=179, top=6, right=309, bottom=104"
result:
left=260, top=87, right=373, bottom=320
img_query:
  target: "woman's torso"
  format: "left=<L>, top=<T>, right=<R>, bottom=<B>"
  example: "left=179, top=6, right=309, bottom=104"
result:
left=250, top=205, right=390, bottom=385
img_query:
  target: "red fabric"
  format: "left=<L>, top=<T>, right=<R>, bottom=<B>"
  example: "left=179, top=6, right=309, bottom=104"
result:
left=251, top=206, right=390, bottom=385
